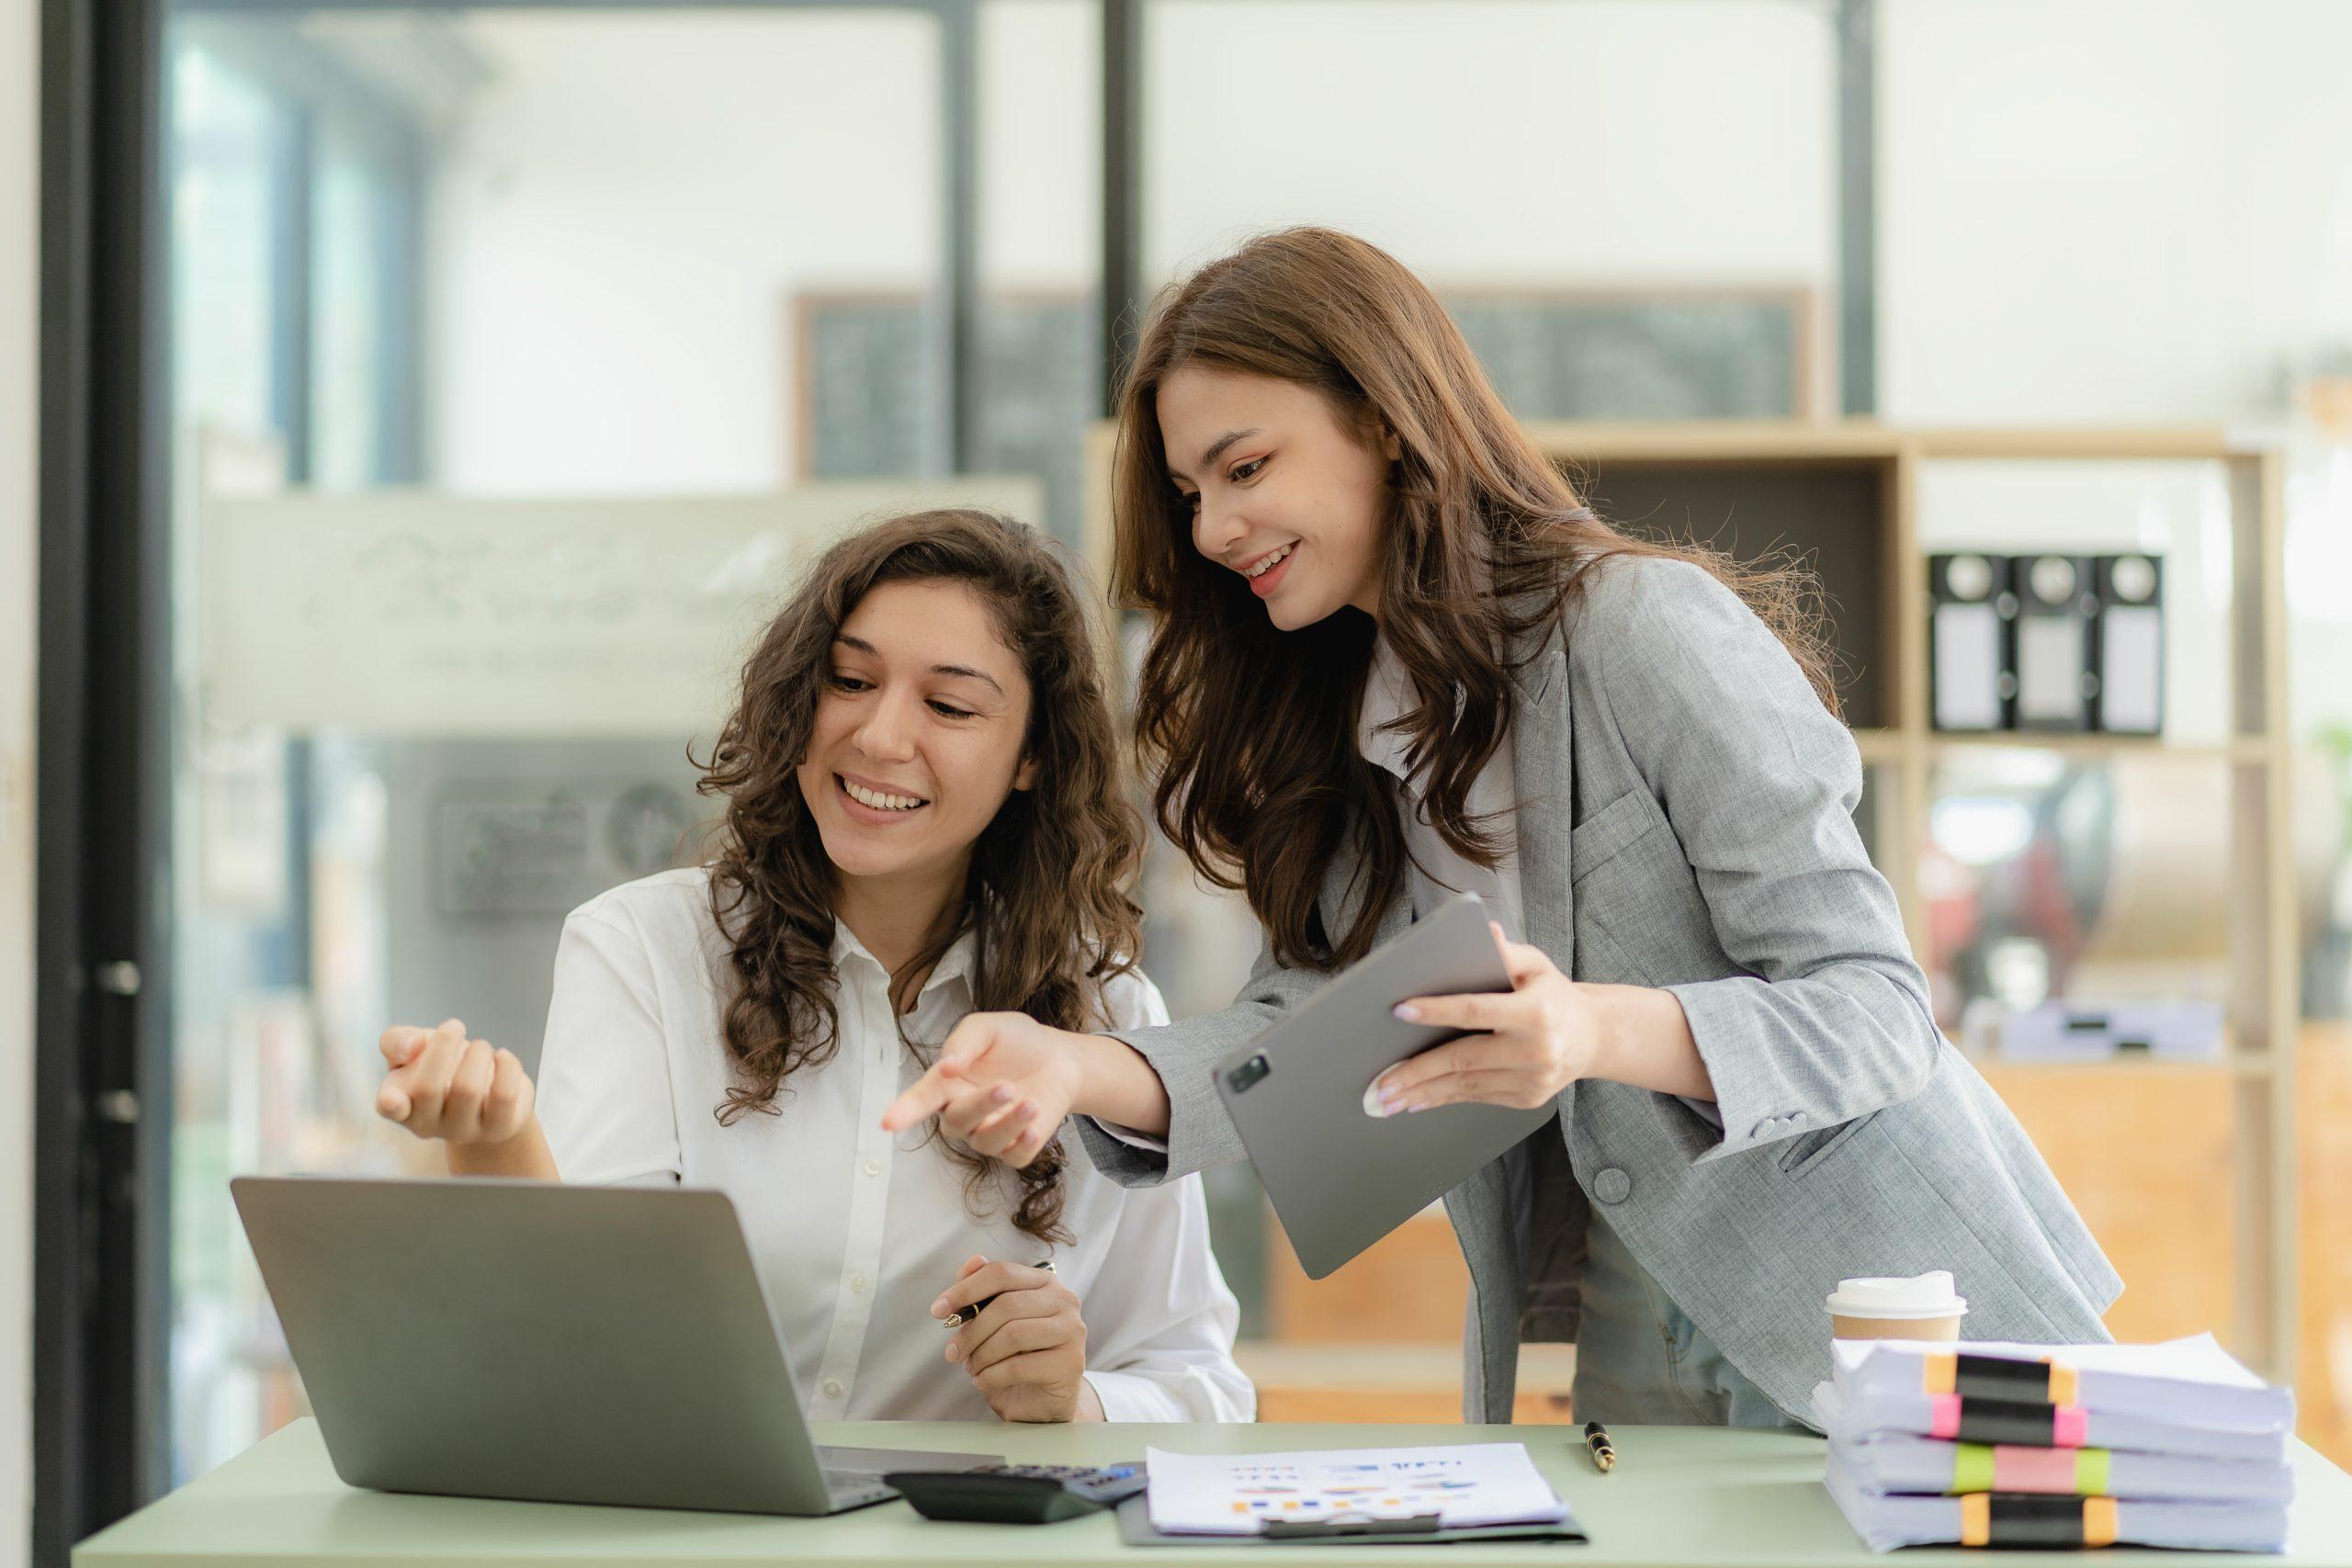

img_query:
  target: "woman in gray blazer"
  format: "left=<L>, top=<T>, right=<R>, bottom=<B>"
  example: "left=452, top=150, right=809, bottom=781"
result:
left=887, top=227, right=2120, bottom=1427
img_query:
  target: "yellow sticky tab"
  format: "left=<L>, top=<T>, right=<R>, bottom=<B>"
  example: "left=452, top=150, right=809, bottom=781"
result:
left=2047, top=1359, right=2080, bottom=1406
left=1951, top=1444, right=1996, bottom=1494
left=1925, top=1352, right=1957, bottom=1396
left=2084, top=1496, right=2119, bottom=1548
left=1960, top=1494, right=1990, bottom=1548
left=2075, top=1448, right=2111, bottom=1496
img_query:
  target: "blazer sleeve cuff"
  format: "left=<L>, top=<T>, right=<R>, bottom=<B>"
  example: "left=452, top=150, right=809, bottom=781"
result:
left=1667, top=976, right=1803, bottom=1164
left=1087, top=1119, right=1170, bottom=1154
left=1071, top=1114, right=1172, bottom=1187
left=1091, top=1020, right=1250, bottom=1182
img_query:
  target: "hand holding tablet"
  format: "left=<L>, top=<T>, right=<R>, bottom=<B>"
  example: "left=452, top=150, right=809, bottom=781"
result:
left=1367, top=922, right=1606, bottom=1116
left=1212, top=894, right=1555, bottom=1279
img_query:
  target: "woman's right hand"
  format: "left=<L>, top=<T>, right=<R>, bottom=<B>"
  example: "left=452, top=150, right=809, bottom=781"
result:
left=376, top=1019, right=536, bottom=1146
left=882, top=1012, right=1167, bottom=1169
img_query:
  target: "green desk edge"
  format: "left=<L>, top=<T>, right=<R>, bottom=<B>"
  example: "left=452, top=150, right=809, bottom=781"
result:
left=74, top=1419, right=2352, bottom=1567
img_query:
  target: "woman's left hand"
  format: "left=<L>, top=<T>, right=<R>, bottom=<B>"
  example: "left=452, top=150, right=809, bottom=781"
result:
left=935, top=1256, right=1103, bottom=1423
left=1371, top=923, right=1604, bottom=1114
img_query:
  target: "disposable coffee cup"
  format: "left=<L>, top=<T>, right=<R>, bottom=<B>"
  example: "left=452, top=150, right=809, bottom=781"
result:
left=1825, top=1271, right=1968, bottom=1341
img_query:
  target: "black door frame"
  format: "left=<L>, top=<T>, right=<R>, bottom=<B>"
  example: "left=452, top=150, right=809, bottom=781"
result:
left=36, top=0, right=175, bottom=1562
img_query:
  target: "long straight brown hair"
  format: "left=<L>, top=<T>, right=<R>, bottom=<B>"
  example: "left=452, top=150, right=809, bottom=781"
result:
left=1113, top=228, right=1836, bottom=971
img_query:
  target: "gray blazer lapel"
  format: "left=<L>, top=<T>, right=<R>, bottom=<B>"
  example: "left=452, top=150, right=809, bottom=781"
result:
left=1510, top=645, right=1574, bottom=963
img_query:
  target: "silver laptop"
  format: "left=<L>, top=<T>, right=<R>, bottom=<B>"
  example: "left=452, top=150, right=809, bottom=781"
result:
left=232, top=1175, right=1000, bottom=1515
left=1212, top=893, right=1551, bottom=1279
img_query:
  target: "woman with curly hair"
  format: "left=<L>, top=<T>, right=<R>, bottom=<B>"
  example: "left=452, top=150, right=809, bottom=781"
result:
left=373, top=509, right=1250, bottom=1426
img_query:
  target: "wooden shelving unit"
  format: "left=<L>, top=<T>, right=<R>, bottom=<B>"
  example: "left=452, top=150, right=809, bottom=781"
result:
left=1081, top=419, right=2298, bottom=1386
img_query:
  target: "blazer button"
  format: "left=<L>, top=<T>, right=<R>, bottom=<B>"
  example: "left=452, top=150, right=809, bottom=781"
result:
left=1592, top=1168, right=1632, bottom=1205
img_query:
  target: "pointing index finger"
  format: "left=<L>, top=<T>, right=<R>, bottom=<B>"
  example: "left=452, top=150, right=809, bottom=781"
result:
left=880, top=1068, right=956, bottom=1134
left=378, top=1028, right=429, bottom=1068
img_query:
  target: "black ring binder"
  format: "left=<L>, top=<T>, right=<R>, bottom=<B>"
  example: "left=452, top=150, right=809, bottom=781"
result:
left=1260, top=1512, right=1446, bottom=1539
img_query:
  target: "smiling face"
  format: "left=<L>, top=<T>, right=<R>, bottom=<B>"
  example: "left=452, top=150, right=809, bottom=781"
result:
left=1157, top=365, right=1396, bottom=631
left=793, top=578, right=1037, bottom=898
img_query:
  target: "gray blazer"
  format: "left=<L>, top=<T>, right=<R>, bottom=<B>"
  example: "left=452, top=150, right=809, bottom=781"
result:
left=1077, top=555, right=2121, bottom=1424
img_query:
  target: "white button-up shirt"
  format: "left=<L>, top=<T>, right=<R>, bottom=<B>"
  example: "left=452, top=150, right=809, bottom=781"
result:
left=1357, top=635, right=1527, bottom=937
left=535, top=867, right=1253, bottom=1425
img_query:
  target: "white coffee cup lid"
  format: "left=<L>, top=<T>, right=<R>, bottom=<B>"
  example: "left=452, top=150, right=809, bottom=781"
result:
left=1825, top=1271, right=1968, bottom=1320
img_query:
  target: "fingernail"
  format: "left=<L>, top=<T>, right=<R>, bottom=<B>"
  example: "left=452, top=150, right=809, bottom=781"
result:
left=1403, top=1101, right=1427, bottom=1114
left=931, top=1297, right=948, bottom=1315
left=1392, top=1003, right=1419, bottom=1022
left=945, top=1344, right=962, bottom=1363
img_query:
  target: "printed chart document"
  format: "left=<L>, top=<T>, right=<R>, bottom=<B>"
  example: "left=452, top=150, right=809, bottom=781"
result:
left=1144, top=1443, right=1570, bottom=1536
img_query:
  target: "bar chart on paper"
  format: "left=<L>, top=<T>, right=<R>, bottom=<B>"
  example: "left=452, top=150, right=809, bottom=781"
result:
left=1143, top=1444, right=1572, bottom=1535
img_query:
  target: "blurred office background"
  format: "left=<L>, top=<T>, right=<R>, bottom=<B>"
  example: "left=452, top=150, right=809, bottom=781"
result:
left=12, top=0, right=2352, bottom=1560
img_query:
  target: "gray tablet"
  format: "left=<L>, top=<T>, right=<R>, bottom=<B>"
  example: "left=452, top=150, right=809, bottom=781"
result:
left=232, top=1176, right=997, bottom=1515
left=1212, top=894, right=1555, bottom=1280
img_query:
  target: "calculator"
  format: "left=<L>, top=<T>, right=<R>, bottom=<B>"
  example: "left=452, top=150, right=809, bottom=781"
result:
left=881, top=1461, right=1148, bottom=1524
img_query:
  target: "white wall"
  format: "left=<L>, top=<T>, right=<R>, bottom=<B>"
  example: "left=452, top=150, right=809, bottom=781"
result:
left=1882, top=0, right=2352, bottom=423
left=427, top=11, right=942, bottom=495
left=1142, top=0, right=1836, bottom=287
left=1, top=0, right=38, bottom=1559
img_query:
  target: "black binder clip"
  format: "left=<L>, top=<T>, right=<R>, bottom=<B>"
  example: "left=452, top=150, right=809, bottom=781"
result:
left=1261, top=1512, right=1443, bottom=1540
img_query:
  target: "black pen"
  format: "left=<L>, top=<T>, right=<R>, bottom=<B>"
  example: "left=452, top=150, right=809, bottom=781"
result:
left=1584, top=1421, right=1616, bottom=1473
left=942, top=1260, right=1055, bottom=1328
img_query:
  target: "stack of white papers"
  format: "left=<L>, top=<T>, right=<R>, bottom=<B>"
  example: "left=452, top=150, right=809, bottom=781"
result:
left=1815, top=1336, right=2295, bottom=1553
left=1143, top=1444, right=1569, bottom=1537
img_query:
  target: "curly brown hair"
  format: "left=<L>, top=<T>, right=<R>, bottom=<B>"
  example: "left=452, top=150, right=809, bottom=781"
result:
left=1114, top=227, right=1838, bottom=971
left=695, top=509, right=1143, bottom=1245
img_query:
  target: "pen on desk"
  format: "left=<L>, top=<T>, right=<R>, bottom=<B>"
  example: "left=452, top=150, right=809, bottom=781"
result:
left=942, top=1260, right=1055, bottom=1328
left=1584, top=1421, right=1616, bottom=1473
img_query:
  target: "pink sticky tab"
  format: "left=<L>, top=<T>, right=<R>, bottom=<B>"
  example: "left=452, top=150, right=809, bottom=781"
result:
left=2052, top=1405, right=2090, bottom=1449
left=1993, top=1446, right=2078, bottom=1494
left=1928, top=1393, right=1963, bottom=1440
